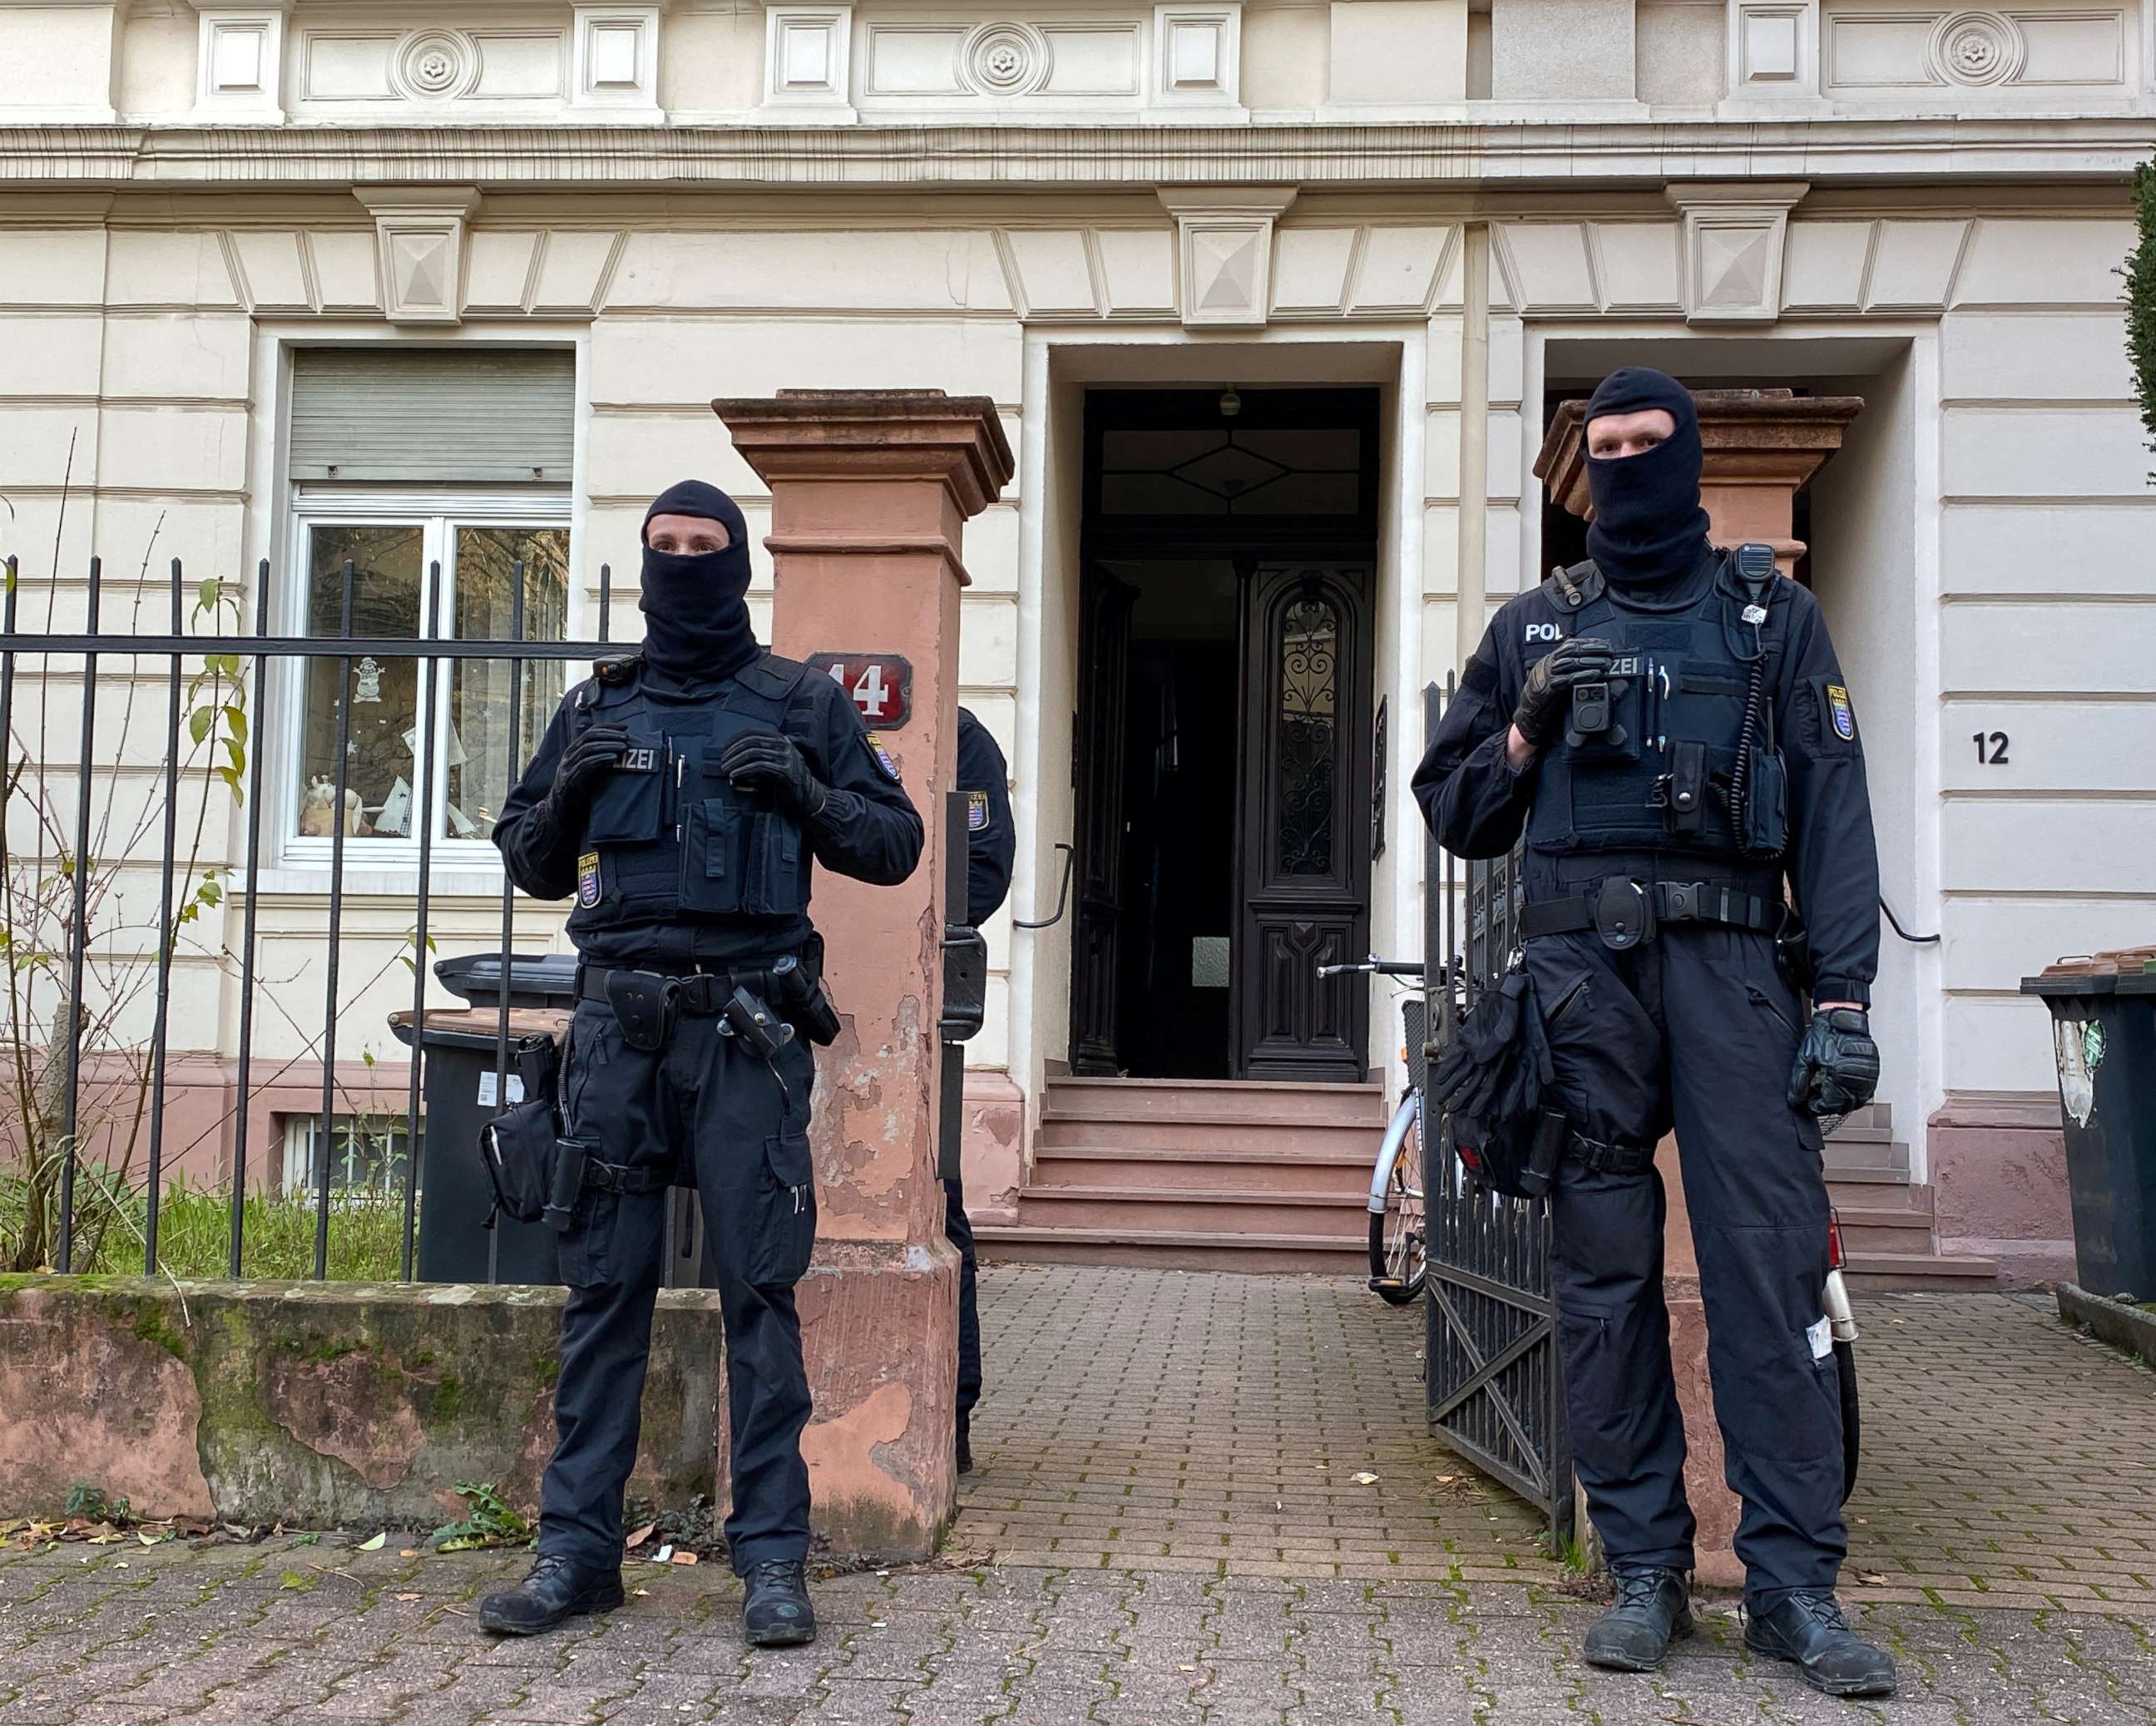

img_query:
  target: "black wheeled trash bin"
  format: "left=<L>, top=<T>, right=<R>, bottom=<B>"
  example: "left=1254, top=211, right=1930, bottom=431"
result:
left=391, top=952, right=580, bottom=1284
left=2020, top=946, right=2156, bottom=1300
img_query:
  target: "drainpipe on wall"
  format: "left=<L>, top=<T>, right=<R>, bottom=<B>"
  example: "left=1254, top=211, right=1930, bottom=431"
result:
left=1455, top=224, right=1491, bottom=670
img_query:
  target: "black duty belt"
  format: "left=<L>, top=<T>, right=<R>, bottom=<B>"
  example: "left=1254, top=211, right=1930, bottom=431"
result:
left=577, top=962, right=779, bottom=1016
left=1520, top=878, right=1778, bottom=951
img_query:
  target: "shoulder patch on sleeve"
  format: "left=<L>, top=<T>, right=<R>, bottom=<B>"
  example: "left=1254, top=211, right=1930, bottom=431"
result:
left=1826, top=683, right=1856, bottom=741
left=966, top=789, right=991, bottom=832
left=864, top=730, right=903, bottom=784
left=1460, top=654, right=1498, bottom=695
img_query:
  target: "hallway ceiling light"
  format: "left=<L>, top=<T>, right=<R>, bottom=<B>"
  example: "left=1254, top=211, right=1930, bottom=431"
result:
left=1219, top=387, right=1241, bottom=418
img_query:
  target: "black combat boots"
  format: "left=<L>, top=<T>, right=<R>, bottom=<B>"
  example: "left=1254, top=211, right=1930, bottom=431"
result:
left=1583, top=1565, right=1694, bottom=1671
left=477, top=1555, right=626, bottom=1635
left=742, top=1558, right=818, bottom=1647
left=1746, top=1591, right=1897, bottom=1697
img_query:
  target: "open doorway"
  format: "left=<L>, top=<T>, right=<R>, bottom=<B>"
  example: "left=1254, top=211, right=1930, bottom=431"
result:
left=1068, top=387, right=1380, bottom=1084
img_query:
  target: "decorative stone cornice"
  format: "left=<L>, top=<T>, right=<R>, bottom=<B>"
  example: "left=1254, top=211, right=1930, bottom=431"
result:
left=715, top=388, right=1016, bottom=521
left=0, top=116, right=2149, bottom=193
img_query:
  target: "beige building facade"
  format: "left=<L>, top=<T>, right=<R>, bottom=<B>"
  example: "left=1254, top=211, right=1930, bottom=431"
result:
left=2, top=0, right=2152, bottom=1276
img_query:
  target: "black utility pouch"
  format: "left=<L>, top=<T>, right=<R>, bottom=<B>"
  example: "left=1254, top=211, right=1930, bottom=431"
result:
left=1744, top=746, right=1788, bottom=856
left=476, top=1035, right=562, bottom=1227
left=481, top=1096, right=557, bottom=1227
left=605, top=969, right=677, bottom=1052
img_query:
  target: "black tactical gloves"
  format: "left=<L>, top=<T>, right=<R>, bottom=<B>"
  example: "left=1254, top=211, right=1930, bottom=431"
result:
left=720, top=730, right=830, bottom=818
left=1788, top=1006, right=1881, bottom=1118
left=548, top=722, right=631, bottom=819
left=1512, top=636, right=1618, bottom=748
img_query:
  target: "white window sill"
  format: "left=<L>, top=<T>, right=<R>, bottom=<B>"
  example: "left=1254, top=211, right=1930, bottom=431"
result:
left=244, top=863, right=564, bottom=903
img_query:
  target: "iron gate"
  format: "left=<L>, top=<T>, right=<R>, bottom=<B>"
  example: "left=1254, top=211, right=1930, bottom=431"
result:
left=1420, top=680, right=1574, bottom=1539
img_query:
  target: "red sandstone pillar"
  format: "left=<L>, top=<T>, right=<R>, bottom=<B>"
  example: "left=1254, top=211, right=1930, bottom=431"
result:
left=712, top=389, right=1014, bottom=1560
left=1534, top=388, right=1862, bottom=1588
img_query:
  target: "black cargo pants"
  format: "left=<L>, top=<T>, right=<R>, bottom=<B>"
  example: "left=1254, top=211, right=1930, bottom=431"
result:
left=538, top=999, right=818, bottom=1578
left=1523, top=921, right=1844, bottom=1605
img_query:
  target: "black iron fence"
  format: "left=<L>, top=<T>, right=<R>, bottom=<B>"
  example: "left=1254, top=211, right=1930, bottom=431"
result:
left=0, top=551, right=619, bottom=1282
left=1420, top=678, right=1575, bottom=1541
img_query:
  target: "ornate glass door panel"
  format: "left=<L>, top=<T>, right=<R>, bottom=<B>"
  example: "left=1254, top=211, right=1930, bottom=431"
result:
left=1233, top=564, right=1374, bottom=1081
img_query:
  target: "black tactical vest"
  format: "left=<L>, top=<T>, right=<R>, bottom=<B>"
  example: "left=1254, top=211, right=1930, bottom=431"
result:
left=1523, top=556, right=1786, bottom=862
left=565, top=654, right=814, bottom=938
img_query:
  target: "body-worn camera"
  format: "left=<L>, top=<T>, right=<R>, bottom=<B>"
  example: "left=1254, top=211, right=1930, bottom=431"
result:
left=1565, top=653, right=1641, bottom=750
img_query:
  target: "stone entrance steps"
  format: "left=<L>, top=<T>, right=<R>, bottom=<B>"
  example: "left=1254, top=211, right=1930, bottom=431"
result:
left=977, top=1086, right=2001, bottom=1289
left=975, top=1076, right=1386, bottom=1273
left=1825, top=1106, right=1997, bottom=1293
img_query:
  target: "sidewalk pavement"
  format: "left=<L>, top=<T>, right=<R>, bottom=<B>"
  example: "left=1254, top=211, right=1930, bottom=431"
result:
left=1, top=1267, right=2151, bottom=1724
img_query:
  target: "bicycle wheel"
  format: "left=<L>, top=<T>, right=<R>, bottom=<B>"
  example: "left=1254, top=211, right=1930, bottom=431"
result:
left=1834, top=1338, right=1860, bottom=1503
left=1367, top=1115, right=1427, bottom=1305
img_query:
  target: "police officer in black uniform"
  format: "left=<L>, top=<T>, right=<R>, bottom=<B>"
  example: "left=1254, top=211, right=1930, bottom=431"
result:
left=480, top=481, right=922, bottom=1647
left=950, top=708, right=1013, bottom=1474
left=1412, top=370, right=1894, bottom=1698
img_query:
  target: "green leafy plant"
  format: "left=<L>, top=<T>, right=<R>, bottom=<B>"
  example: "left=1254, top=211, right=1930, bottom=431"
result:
left=63, top=1482, right=131, bottom=1526
left=2130, top=157, right=2156, bottom=461
left=429, top=1482, right=532, bottom=1553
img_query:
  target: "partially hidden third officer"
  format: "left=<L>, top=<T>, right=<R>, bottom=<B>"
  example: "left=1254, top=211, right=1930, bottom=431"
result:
left=1412, top=369, right=1894, bottom=1698
left=949, top=708, right=1013, bottom=1474
left=482, top=480, right=923, bottom=1647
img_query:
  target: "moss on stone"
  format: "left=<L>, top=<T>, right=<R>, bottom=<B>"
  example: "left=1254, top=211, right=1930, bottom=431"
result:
left=129, top=1308, right=190, bottom=1360
left=431, top=1377, right=464, bottom=1422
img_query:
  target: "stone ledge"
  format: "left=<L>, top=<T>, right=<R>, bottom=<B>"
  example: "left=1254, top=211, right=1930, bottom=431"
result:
left=0, top=114, right=2152, bottom=191
left=0, top=1276, right=720, bottom=1529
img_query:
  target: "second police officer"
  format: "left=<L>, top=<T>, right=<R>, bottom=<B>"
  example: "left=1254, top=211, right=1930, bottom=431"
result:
left=950, top=707, right=1015, bottom=1475
left=1412, top=369, right=1895, bottom=1698
left=483, top=480, right=923, bottom=1648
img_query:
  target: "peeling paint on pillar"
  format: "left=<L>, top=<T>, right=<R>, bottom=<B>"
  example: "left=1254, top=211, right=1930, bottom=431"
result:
left=714, top=389, right=1014, bottom=1561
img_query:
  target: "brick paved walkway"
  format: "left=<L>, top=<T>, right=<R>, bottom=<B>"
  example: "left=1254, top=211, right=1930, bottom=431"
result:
left=3, top=1269, right=2154, bottom=1724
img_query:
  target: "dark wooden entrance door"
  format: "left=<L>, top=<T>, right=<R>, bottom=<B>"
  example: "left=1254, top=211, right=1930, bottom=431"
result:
left=1069, top=566, right=1135, bottom=1076
left=1069, top=388, right=1381, bottom=1083
left=1231, top=563, right=1374, bottom=1082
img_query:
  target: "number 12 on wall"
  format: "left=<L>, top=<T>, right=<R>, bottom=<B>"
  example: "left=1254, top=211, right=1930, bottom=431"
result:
left=1973, top=731, right=2010, bottom=765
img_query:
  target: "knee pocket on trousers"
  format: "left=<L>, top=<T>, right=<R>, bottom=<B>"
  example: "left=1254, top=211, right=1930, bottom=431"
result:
left=1558, top=1300, right=1658, bottom=1422
left=749, top=1130, right=817, bottom=1287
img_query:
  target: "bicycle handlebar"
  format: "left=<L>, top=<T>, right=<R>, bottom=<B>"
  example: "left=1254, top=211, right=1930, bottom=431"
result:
left=1316, top=957, right=1426, bottom=979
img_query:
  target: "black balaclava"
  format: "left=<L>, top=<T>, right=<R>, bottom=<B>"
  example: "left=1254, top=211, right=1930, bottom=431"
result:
left=1582, top=367, right=1714, bottom=597
left=638, top=479, right=758, bottom=682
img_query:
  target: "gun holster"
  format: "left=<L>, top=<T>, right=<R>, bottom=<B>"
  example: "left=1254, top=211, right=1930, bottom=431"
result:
left=605, top=969, right=678, bottom=1052
left=769, top=954, right=843, bottom=1047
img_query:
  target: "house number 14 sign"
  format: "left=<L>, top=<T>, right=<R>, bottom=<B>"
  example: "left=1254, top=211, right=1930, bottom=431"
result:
left=808, top=653, right=914, bottom=729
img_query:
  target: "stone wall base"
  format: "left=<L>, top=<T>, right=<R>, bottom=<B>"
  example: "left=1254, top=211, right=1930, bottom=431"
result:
left=1928, top=1091, right=2074, bottom=1289
left=960, top=1070, right=1025, bottom=1224
left=0, top=1278, right=720, bottom=1530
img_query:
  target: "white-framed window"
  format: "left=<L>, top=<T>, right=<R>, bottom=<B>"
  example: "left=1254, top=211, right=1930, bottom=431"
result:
left=283, top=497, right=571, bottom=858
left=279, top=1111, right=423, bottom=1199
left=275, top=344, right=578, bottom=864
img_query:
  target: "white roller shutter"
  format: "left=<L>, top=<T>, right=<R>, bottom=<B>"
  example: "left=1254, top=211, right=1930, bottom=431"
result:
left=289, top=349, right=576, bottom=484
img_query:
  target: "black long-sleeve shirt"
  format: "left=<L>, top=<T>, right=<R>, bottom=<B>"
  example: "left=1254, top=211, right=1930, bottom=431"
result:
left=1411, top=575, right=1881, bottom=1006
left=957, top=707, right=1015, bottom=926
left=496, top=655, right=922, bottom=965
